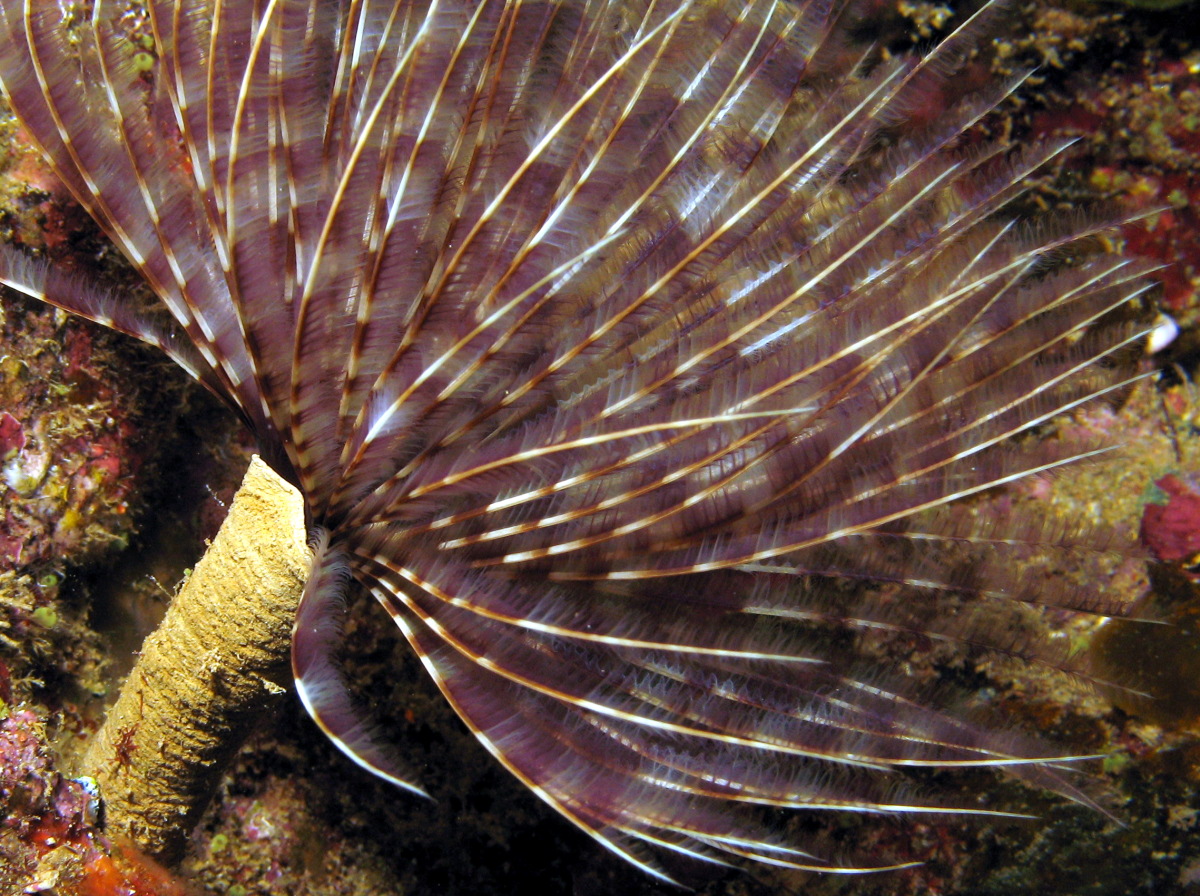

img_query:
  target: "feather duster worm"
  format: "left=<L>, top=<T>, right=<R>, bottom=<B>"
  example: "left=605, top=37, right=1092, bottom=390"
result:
left=0, top=0, right=1157, bottom=882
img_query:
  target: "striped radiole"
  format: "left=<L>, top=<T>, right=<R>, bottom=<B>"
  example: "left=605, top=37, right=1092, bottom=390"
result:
left=0, top=0, right=1154, bottom=881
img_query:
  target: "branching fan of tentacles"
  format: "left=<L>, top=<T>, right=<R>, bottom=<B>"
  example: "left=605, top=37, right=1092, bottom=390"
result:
left=0, top=0, right=1155, bottom=881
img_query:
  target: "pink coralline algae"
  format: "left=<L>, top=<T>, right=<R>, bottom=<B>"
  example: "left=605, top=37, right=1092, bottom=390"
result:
left=1028, top=34, right=1200, bottom=315
left=0, top=410, right=24, bottom=457
left=0, top=707, right=196, bottom=896
left=1142, top=474, right=1200, bottom=565
left=0, top=308, right=147, bottom=571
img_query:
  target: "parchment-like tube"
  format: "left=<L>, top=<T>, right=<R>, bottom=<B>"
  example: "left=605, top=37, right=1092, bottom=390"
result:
left=82, top=456, right=310, bottom=862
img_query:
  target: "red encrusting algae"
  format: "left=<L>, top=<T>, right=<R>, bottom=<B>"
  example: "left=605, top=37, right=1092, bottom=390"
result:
left=1, top=708, right=197, bottom=896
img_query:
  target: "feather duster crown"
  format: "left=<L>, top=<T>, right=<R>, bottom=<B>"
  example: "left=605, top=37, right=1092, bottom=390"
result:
left=0, top=0, right=1156, bottom=881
